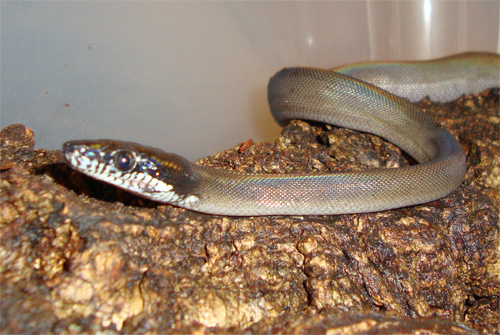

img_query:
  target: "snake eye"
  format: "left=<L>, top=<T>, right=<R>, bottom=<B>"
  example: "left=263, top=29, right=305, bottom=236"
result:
left=114, top=150, right=136, bottom=172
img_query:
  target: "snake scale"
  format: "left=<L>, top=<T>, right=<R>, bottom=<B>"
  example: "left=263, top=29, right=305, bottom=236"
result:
left=63, top=52, right=500, bottom=216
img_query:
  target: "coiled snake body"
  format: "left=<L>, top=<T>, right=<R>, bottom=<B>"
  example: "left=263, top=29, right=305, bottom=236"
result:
left=63, top=52, right=500, bottom=216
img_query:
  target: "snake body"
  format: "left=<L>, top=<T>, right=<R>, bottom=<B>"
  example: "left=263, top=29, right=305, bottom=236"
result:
left=63, top=52, right=500, bottom=216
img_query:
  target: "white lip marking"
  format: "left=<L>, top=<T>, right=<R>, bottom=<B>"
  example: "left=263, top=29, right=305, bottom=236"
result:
left=90, top=160, right=99, bottom=172
left=103, top=165, right=111, bottom=175
left=98, top=160, right=108, bottom=174
left=142, top=174, right=152, bottom=184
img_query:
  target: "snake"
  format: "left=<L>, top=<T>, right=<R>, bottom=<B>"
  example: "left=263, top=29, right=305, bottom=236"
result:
left=63, top=52, right=500, bottom=216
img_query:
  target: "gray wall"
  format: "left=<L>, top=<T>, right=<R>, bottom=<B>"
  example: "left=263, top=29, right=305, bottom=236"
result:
left=2, top=1, right=499, bottom=160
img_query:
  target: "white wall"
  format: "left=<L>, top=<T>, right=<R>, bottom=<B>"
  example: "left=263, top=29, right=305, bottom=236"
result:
left=2, top=1, right=499, bottom=160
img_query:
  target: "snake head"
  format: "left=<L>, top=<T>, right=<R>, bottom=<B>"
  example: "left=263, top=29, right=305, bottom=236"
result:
left=62, top=140, right=200, bottom=206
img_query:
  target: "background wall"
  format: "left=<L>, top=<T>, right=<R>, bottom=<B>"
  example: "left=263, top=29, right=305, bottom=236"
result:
left=2, top=1, right=499, bottom=160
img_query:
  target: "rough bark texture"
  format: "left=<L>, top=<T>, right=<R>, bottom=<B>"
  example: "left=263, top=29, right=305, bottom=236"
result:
left=1, top=89, right=498, bottom=334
